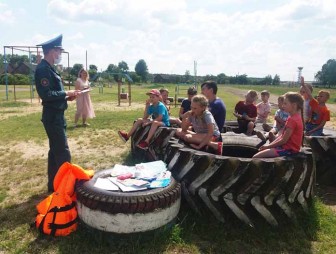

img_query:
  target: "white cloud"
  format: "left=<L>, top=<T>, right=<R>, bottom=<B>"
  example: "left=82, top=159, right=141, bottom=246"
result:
left=0, top=3, right=16, bottom=24
left=2, top=0, right=335, bottom=81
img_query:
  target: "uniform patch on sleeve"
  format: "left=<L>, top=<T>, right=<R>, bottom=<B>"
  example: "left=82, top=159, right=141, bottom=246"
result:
left=41, top=78, right=49, bottom=87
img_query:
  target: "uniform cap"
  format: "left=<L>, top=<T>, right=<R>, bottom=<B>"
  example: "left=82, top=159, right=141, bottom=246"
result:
left=37, top=34, right=64, bottom=51
left=146, top=89, right=161, bottom=96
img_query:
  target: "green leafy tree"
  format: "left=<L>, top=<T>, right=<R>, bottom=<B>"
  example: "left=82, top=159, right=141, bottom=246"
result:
left=315, top=59, right=336, bottom=87
left=88, top=65, right=98, bottom=79
left=272, top=74, right=280, bottom=85
left=135, top=59, right=148, bottom=82
left=9, top=54, right=29, bottom=67
left=0, top=54, right=30, bottom=70
left=203, top=74, right=217, bottom=82
left=239, top=74, right=248, bottom=84
left=264, top=75, right=272, bottom=85
left=129, top=72, right=141, bottom=83
left=106, top=64, right=121, bottom=81
left=184, top=70, right=191, bottom=83
left=118, top=61, right=129, bottom=73
left=71, top=63, right=84, bottom=77
left=217, top=73, right=226, bottom=84
left=89, top=64, right=98, bottom=71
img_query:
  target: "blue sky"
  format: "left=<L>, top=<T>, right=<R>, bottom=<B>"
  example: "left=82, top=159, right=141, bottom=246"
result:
left=1, top=0, right=335, bottom=81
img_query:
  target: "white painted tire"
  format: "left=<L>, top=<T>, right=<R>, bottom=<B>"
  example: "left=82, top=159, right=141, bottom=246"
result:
left=77, top=198, right=180, bottom=233
left=75, top=169, right=181, bottom=233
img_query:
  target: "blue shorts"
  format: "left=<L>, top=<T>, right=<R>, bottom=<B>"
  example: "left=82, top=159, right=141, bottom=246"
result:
left=274, top=147, right=297, bottom=156
left=305, top=122, right=323, bottom=136
left=212, top=135, right=222, bottom=142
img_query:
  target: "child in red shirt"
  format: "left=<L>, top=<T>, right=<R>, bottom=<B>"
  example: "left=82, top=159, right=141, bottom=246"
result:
left=233, top=90, right=258, bottom=135
left=301, top=77, right=330, bottom=136
left=253, top=92, right=304, bottom=158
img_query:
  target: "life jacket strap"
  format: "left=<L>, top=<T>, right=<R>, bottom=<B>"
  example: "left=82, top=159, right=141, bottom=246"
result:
left=38, top=201, right=78, bottom=236
left=48, top=217, right=78, bottom=236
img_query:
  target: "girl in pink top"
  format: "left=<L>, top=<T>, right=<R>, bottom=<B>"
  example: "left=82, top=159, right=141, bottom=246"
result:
left=253, top=92, right=304, bottom=158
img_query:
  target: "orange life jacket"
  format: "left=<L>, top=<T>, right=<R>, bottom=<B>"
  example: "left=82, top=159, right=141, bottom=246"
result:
left=35, top=162, right=94, bottom=236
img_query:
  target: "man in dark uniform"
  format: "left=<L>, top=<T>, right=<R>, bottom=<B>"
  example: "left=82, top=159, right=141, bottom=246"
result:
left=35, top=34, right=79, bottom=192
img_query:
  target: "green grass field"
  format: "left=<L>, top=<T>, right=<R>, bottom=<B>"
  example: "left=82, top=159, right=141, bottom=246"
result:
left=1, top=84, right=336, bottom=253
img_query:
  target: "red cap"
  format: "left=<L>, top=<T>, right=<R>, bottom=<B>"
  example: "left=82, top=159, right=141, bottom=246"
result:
left=146, top=89, right=161, bottom=96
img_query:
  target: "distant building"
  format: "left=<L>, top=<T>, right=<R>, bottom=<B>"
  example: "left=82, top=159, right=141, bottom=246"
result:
left=0, top=62, right=36, bottom=75
left=153, top=74, right=172, bottom=83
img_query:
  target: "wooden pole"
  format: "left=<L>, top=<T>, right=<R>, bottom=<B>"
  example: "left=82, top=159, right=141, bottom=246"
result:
left=128, top=81, right=131, bottom=106
left=118, top=81, right=121, bottom=106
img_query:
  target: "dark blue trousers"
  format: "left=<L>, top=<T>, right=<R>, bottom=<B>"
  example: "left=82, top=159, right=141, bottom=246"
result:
left=42, top=108, right=71, bottom=191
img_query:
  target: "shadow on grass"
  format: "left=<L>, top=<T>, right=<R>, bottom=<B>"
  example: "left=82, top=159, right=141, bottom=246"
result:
left=27, top=198, right=320, bottom=254
left=0, top=181, right=320, bottom=253
left=0, top=192, right=46, bottom=231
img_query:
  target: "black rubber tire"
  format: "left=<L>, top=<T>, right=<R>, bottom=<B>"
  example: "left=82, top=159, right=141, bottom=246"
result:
left=304, top=136, right=336, bottom=186
left=221, top=132, right=265, bottom=157
left=76, top=169, right=181, bottom=214
left=223, top=120, right=239, bottom=133
left=131, top=126, right=177, bottom=161
left=223, top=121, right=272, bottom=134
left=132, top=126, right=314, bottom=227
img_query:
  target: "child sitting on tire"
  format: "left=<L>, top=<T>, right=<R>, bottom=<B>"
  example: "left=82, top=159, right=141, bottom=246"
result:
left=300, top=77, right=330, bottom=136
left=175, top=94, right=221, bottom=151
left=262, top=95, right=289, bottom=142
left=233, top=90, right=258, bottom=136
left=253, top=92, right=304, bottom=158
left=256, top=90, right=271, bottom=124
left=118, top=89, right=170, bottom=150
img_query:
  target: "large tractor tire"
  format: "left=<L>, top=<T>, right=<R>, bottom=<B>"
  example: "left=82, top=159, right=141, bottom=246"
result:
left=132, top=127, right=314, bottom=227
left=76, top=169, right=181, bottom=234
left=131, top=126, right=177, bottom=161
left=304, top=135, right=336, bottom=186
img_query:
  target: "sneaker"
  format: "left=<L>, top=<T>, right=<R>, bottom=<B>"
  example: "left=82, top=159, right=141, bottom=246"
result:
left=83, top=123, right=90, bottom=127
left=217, top=142, right=223, bottom=156
left=137, top=140, right=149, bottom=150
left=118, top=131, right=129, bottom=142
left=269, top=132, right=275, bottom=142
left=255, top=130, right=266, bottom=142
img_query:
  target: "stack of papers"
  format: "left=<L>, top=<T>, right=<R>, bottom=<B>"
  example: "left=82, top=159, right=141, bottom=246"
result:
left=110, top=164, right=136, bottom=177
left=93, top=160, right=171, bottom=192
left=135, top=160, right=167, bottom=179
left=109, top=177, right=148, bottom=192
left=94, top=178, right=119, bottom=191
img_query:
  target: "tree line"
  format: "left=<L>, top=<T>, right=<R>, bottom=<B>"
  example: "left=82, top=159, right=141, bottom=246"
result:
left=1, top=54, right=335, bottom=87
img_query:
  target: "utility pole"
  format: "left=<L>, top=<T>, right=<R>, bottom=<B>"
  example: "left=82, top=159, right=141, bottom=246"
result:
left=86, top=50, right=88, bottom=70
left=194, top=60, right=197, bottom=89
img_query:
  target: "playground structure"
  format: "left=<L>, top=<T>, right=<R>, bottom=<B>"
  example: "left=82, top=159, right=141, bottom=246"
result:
left=117, top=74, right=133, bottom=106
left=170, top=83, right=198, bottom=107
left=90, top=72, right=133, bottom=106
left=2, top=45, right=70, bottom=102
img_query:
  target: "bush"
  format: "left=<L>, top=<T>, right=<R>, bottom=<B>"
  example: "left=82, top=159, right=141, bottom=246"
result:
left=14, top=74, right=30, bottom=85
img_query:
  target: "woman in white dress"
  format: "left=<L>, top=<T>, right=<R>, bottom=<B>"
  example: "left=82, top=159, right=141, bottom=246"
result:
left=74, top=69, right=95, bottom=127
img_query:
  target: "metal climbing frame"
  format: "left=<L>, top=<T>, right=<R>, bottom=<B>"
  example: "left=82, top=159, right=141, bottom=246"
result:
left=2, top=45, right=70, bottom=102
